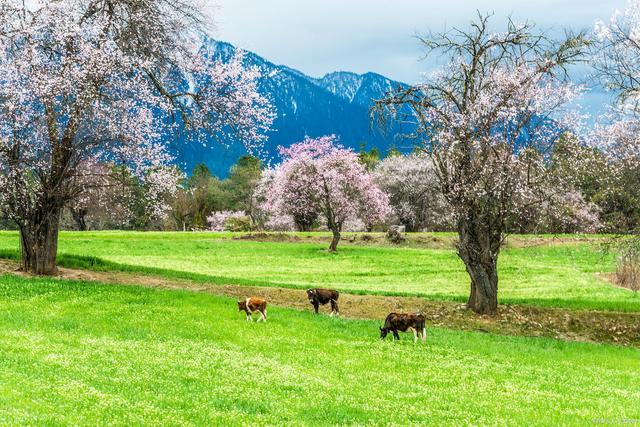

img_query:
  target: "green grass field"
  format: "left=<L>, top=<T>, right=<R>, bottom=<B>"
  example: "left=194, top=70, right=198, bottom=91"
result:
left=0, top=231, right=637, bottom=312
left=1, top=274, right=638, bottom=425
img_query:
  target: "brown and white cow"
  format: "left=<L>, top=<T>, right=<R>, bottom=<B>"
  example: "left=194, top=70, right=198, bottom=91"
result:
left=238, top=297, right=267, bottom=322
left=379, top=312, right=426, bottom=343
left=306, top=288, right=339, bottom=316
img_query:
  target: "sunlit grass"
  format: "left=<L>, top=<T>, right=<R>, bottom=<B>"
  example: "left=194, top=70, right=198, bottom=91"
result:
left=0, top=274, right=638, bottom=425
left=0, top=230, right=637, bottom=311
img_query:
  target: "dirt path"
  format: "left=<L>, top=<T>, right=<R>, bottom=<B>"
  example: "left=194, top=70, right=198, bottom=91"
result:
left=1, top=259, right=639, bottom=347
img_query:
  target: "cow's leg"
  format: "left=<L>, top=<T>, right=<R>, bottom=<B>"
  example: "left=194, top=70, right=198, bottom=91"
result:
left=393, top=330, right=400, bottom=341
left=331, top=300, right=339, bottom=316
left=246, top=309, right=253, bottom=322
left=422, top=327, right=426, bottom=342
left=313, top=302, right=319, bottom=314
left=259, top=309, right=267, bottom=322
left=411, top=328, right=418, bottom=343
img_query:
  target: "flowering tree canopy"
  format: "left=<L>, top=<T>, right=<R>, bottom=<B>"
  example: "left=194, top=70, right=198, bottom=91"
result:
left=374, top=13, right=588, bottom=314
left=592, top=2, right=640, bottom=228
left=0, top=0, right=273, bottom=274
left=592, top=1, right=640, bottom=290
left=263, top=136, right=391, bottom=251
left=594, top=0, right=640, bottom=107
left=373, top=154, right=452, bottom=232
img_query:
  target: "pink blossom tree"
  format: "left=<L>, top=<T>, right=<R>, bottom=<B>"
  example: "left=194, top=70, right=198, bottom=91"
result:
left=263, top=136, right=391, bottom=251
left=252, top=168, right=296, bottom=231
left=0, top=0, right=273, bottom=274
left=374, top=14, right=588, bottom=314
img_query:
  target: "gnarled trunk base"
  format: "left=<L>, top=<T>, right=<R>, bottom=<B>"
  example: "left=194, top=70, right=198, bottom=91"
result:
left=465, top=264, right=498, bottom=315
left=19, top=208, right=61, bottom=276
left=457, top=218, right=500, bottom=315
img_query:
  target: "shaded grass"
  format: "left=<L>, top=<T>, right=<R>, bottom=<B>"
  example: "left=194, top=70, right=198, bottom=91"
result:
left=0, top=274, right=638, bottom=425
left=0, top=231, right=637, bottom=312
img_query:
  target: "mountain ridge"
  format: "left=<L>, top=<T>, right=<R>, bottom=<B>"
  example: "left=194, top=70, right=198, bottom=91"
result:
left=169, top=40, right=409, bottom=176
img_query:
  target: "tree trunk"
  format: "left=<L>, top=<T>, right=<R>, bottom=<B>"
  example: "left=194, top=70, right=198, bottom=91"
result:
left=71, top=207, right=87, bottom=231
left=329, top=229, right=341, bottom=252
left=19, top=206, right=61, bottom=276
left=465, top=261, right=498, bottom=315
left=457, top=217, right=501, bottom=315
left=294, top=216, right=315, bottom=232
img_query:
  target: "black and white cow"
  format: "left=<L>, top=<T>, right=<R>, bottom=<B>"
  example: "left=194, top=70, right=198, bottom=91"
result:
left=306, top=288, right=339, bottom=316
left=379, top=312, right=426, bottom=343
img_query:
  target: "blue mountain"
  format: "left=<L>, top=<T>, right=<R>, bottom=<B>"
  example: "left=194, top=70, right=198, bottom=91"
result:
left=168, top=40, right=409, bottom=176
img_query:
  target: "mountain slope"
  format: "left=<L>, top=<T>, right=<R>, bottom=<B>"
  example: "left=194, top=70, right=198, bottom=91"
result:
left=168, top=40, right=408, bottom=176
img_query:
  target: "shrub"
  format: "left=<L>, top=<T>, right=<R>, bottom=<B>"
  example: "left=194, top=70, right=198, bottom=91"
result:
left=207, top=211, right=250, bottom=232
left=617, top=252, right=640, bottom=292
left=225, top=215, right=252, bottom=232
left=386, top=225, right=406, bottom=244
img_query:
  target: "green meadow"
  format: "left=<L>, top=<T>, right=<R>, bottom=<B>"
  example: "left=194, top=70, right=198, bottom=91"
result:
left=0, top=275, right=638, bottom=425
left=0, top=231, right=636, bottom=312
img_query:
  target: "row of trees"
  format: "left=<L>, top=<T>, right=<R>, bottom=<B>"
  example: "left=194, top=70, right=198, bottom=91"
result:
left=41, top=136, right=634, bottom=238
left=169, top=156, right=262, bottom=231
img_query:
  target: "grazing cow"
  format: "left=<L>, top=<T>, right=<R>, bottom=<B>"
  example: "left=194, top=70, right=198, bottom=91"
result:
left=379, top=313, right=426, bottom=343
left=238, top=297, right=267, bottom=322
left=306, top=288, right=339, bottom=316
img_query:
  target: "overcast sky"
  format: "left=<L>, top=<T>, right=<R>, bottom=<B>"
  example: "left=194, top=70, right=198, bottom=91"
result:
left=210, top=0, right=626, bottom=83
left=209, top=1, right=628, bottom=115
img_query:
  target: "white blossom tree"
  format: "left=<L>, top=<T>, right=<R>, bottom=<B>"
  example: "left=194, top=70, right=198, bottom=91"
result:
left=0, top=0, right=273, bottom=274
left=592, top=1, right=640, bottom=289
left=593, top=0, right=640, bottom=174
left=373, top=153, right=452, bottom=231
left=594, top=0, right=640, bottom=107
left=374, top=14, right=588, bottom=314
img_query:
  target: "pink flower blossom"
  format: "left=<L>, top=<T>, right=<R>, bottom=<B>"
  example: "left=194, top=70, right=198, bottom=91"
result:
left=263, top=136, right=391, bottom=249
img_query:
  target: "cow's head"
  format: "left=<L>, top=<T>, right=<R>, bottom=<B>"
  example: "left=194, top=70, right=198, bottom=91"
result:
left=306, top=289, right=316, bottom=301
left=237, top=300, right=246, bottom=311
left=379, top=326, right=388, bottom=339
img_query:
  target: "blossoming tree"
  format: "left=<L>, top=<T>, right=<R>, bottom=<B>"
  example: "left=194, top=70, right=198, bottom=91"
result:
left=263, top=136, right=391, bottom=251
left=0, top=0, right=273, bottom=274
left=374, top=14, right=588, bottom=314
left=594, top=0, right=640, bottom=107
left=373, top=153, right=452, bottom=231
left=592, top=0, right=640, bottom=181
left=593, top=1, right=640, bottom=289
